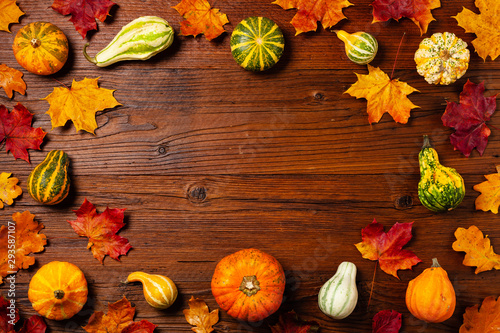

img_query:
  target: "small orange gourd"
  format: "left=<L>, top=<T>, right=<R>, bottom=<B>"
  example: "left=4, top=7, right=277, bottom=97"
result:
left=405, top=258, right=456, bottom=323
left=12, top=22, right=69, bottom=75
left=28, top=261, right=88, bottom=321
left=211, top=248, right=285, bottom=322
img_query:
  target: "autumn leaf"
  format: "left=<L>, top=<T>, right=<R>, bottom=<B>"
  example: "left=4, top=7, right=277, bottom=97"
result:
left=270, top=311, right=319, bottom=333
left=0, top=172, right=22, bottom=209
left=1, top=295, right=47, bottom=333
left=68, top=198, right=131, bottom=264
left=452, top=225, right=500, bottom=274
left=355, top=219, right=421, bottom=278
left=454, top=0, right=500, bottom=61
left=0, top=0, right=24, bottom=32
left=173, top=0, right=229, bottom=41
left=345, top=65, right=420, bottom=124
left=183, top=296, right=219, bottom=333
left=51, top=0, right=116, bottom=38
left=43, top=77, right=121, bottom=134
left=460, top=296, right=500, bottom=332
left=0, top=64, right=26, bottom=98
left=0, top=103, right=46, bottom=163
left=83, top=297, right=156, bottom=333
left=441, top=80, right=497, bottom=157
left=474, top=168, right=500, bottom=214
left=372, top=310, right=402, bottom=333
left=371, top=0, right=440, bottom=35
left=0, top=211, right=46, bottom=284
left=273, top=0, right=353, bottom=35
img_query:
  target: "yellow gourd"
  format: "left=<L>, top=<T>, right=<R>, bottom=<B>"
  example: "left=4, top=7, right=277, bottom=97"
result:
left=125, top=271, right=178, bottom=309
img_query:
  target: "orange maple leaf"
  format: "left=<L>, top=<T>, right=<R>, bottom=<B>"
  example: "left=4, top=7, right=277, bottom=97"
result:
left=454, top=0, right=500, bottom=61
left=453, top=226, right=500, bottom=274
left=460, top=296, right=500, bottom=333
left=183, top=296, right=219, bottom=333
left=0, top=211, right=46, bottom=284
left=0, top=173, right=22, bottom=209
left=473, top=168, right=500, bottom=214
left=0, top=0, right=24, bottom=32
left=83, top=297, right=157, bottom=333
left=0, top=64, right=26, bottom=98
left=43, top=77, right=121, bottom=134
left=173, top=0, right=229, bottom=41
left=345, top=65, right=419, bottom=124
left=273, top=0, right=353, bottom=35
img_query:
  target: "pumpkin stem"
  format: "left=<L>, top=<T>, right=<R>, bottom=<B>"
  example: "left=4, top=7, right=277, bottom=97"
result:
left=83, top=43, right=98, bottom=64
left=431, top=258, right=441, bottom=268
left=54, top=290, right=65, bottom=299
left=239, top=275, right=261, bottom=297
left=422, top=135, right=432, bottom=149
left=440, top=49, right=451, bottom=61
left=30, top=38, right=41, bottom=48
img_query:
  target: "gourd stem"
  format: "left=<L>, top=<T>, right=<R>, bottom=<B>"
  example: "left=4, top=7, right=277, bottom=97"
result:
left=54, top=290, right=65, bottom=299
left=31, top=38, right=41, bottom=48
left=239, top=275, right=261, bottom=297
left=83, top=43, right=98, bottom=64
left=431, top=258, right=441, bottom=268
left=422, top=135, right=432, bottom=149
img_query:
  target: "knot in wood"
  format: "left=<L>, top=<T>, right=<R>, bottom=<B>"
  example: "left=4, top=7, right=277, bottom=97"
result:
left=394, top=195, right=413, bottom=210
left=314, top=92, right=324, bottom=100
left=188, top=185, right=207, bottom=203
left=158, top=146, right=167, bottom=155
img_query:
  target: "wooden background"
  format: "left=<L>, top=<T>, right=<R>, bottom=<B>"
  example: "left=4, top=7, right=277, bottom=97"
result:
left=1, top=0, right=499, bottom=331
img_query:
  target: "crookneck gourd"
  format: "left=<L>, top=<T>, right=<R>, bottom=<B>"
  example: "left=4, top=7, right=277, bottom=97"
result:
left=125, top=271, right=178, bottom=309
left=334, top=30, right=378, bottom=65
left=418, top=135, right=465, bottom=212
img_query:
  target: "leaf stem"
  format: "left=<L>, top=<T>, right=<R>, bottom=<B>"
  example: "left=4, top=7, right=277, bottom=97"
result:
left=367, top=261, right=378, bottom=310
left=391, top=32, right=406, bottom=80
left=52, top=78, right=69, bottom=89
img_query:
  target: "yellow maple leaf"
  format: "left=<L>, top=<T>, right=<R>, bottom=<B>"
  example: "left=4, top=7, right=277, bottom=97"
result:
left=183, top=296, right=219, bottom=333
left=453, top=225, right=500, bottom=274
left=0, top=211, right=46, bottom=284
left=0, top=0, right=24, bottom=33
left=43, top=77, right=121, bottom=134
left=344, top=65, right=420, bottom=124
left=173, top=0, right=229, bottom=41
left=273, top=0, right=353, bottom=35
left=454, top=0, right=500, bottom=61
left=0, top=172, right=22, bottom=209
left=474, top=169, right=500, bottom=213
left=0, top=64, right=26, bottom=98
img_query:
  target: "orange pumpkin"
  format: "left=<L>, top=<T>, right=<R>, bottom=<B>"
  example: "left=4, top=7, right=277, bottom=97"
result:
left=28, top=261, right=88, bottom=320
left=12, top=22, right=69, bottom=75
left=211, top=248, right=285, bottom=322
left=405, top=258, right=456, bottom=323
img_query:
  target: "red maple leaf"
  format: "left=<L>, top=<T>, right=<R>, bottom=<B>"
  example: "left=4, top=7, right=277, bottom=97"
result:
left=270, top=311, right=319, bottom=333
left=371, top=0, right=440, bottom=35
left=372, top=310, right=402, bottom=333
left=121, top=320, right=158, bottom=333
left=0, top=103, right=46, bottom=163
left=68, top=198, right=131, bottom=264
left=442, top=80, right=498, bottom=157
left=51, top=0, right=116, bottom=38
left=1, top=296, right=46, bottom=333
left=355, top=219, right=421, bottom=279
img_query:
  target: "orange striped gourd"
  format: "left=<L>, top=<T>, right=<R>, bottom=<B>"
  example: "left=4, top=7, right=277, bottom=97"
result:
left=126, top=272, right=178, bottom=309
left=27, top=150, right=70, bottom=205
left=28, top=261, right=88, bottom=321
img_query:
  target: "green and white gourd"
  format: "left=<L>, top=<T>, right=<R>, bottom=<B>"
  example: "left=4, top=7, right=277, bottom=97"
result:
left=418, top=135, right=465, bottom=212
left=334, top=30, right=378, bottom=65
left=230, top=17, right=285, bottom=71
left=83, top=16, right=174, bottom=67
left=318, top=261, right=358, bottom=320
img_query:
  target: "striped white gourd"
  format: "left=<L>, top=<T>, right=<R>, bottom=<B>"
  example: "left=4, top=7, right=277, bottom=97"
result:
left=318, top=261, right=358, bottom=320
left=126, top=272, right=177, bottom=309
left=334, top=30, right=378, bottom=65
left=83, top=16, right=174, bottom=67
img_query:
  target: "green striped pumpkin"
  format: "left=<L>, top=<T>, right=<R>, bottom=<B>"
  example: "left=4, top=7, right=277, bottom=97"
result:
left=83, top=16, right=174, bottom=67
left=334, top=30, right=378, bottom=65
left=318, top=261, right=358, bottom=320
left=418, top=135, right=465, bottom=212
left=230, top=17, right=284, bottom=71
left=27, top=150, right=70, bottom=205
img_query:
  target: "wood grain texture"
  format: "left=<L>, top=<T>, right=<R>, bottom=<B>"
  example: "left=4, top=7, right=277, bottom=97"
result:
left=1, top=0, right=499, bottom=332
